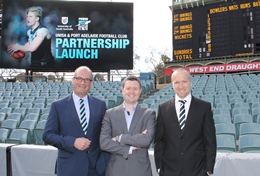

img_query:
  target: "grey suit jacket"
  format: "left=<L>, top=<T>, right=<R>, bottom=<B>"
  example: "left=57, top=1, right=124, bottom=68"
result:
left=100, top=104, right=156, bottom=176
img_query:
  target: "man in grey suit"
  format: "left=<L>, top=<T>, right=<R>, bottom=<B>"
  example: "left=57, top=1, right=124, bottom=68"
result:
left=100, top=75, right=156, bottom=176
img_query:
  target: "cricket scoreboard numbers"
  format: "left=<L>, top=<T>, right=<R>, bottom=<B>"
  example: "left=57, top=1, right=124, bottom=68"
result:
left=173, top=0, right=260, bottom=60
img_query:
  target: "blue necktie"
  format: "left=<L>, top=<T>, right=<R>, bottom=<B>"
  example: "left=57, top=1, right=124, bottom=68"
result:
left=79, top=99, right=88, bottom=134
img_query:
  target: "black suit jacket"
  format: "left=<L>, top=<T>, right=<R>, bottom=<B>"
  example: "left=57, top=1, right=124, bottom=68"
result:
left=154, top=96, right=216, bottom=176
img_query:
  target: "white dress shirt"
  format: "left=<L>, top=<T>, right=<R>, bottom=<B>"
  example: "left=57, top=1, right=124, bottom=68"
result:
left=72, top=93, right=90, bottom=127
left=175, top=93, right=192, bottom=121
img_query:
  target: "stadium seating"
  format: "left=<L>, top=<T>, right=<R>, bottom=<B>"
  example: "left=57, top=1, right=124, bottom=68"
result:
left=5, top=129, right=29, bottom=144
left=115, top=94, right=124, bottom=105
left=257, top=116, right=260, bottom=124
left=33, top=103, right=45, bottom=109
left=239, top=134, right=260, bottom=153
left=0, top=102, right=10, bottom=109
left=106, top=96, right=119, bottom=107
left=6, top=113, right=22, bottom=126
left=0, top=128, right=10, bottom=143
left=252, top=102, right=260, bottom=110
left=34, top=98, right=46, bottom=104
left=215, top=123, right=236, bottom=140
left=150, top=103, right=159, bottom=109
left=9, top=103, right=21, bottom=109
left=140, top=102, right=150, bottom=108
left=0, top=112, right=7, bottom=125
left=142, top=99, right=156, bottom=108
left=104, top=99, right=116, bottom=109
left=24, top=113, right=40, bottom=122
left=252, top=108, right=260, bottom=123
left=33, top=120, right=46, bottom=145
left=232, top=108, right=250, bottom=121
left=21, top=103, right=33, bottom=109
left=13, top=108, right=27, bottom=118
left=12, top=99, right=23, bottom=104
left=233, top=102, right=250, bottom=111
left=0, top=108, right=13, bottom=116
left=0, top=74, right=259, bottom=152
left=27, top=108, right=41, bottom=116
left=19, top=120, right=37, bottom=143
left=216, top=134, right=236, bottom=153
left=213, top=114, right=232, bottom=124
left=0, top=119, right=18, bottom=132
left=215, top=102, right=231, bottom=110
left=240, top=123, right=260, bottom=136
left=23, top=99, right=34, bottom=104
left=213, top=108, right=230, bottom=116
left=233, top=114, right=253, bottom=139
left=41, top=108, right=50, bottom=114
left=40, top=114, right=49, bottom=121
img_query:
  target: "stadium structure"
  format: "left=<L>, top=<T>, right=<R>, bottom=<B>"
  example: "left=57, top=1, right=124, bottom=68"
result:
left=165, top=0, right=260, bottom=76
left=0, top=0, right=260, bottom=176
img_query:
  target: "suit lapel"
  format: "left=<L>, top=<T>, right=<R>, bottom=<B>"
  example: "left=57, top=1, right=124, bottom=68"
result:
left=182, top=96, right=198, bottom=132
left=66, top=94, right=83, bottom=134
left=117, top=105, right=129, bottom=134
left=128, top=104, right=142, bottom=133
left=169, top=98, right=179, bottom=127
left=86, top=96, right=94, bottom=136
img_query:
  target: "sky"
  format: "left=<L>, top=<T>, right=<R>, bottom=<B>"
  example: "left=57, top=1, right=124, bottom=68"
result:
left=87, top=0, right=173, bottom=72
left=131, top=0, right=173, bottom=72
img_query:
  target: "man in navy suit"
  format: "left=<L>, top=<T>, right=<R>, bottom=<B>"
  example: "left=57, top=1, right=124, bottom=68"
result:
left=43, top=66, right=109, bottom=176
left=154, top=68, right=216, bottom=176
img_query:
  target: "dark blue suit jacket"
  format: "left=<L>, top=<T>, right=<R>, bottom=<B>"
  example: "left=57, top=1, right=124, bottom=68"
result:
left=43, top=94, right=110, bottom=176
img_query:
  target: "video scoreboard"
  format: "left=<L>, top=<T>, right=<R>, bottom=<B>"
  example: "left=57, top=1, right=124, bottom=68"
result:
left=173, top=0, right=260, bottom=60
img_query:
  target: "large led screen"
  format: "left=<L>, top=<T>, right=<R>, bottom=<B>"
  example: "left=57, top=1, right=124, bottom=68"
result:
left=0, top=0, right=133, bottom=71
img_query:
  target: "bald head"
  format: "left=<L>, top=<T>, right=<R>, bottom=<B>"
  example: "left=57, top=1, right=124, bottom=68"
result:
left=171, top=68, right=192, bottom=99
left=74, top=66, right=93, bottom=78
left=171, top=68, right=191, bottom=82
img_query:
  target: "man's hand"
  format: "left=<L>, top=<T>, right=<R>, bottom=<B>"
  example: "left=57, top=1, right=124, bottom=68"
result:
left=74, top=137, right=91, bottom=151
left=7, top=44, right=19, bottom=54
left=142, top=129, right=147, bottom=134
left=112, top=135, right=120, bottom=142
left=132, top=146, right=141, bottom=150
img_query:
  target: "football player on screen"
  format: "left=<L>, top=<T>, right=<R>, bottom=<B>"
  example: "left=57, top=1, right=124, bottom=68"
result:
left=7, top=6, right=55, bottom=68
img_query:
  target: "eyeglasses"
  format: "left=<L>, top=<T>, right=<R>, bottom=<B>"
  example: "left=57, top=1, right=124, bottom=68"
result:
left=74, top=77, right=92, bottom=83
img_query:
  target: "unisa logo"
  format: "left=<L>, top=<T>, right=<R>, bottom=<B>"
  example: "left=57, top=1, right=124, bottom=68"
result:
left=61, top=17, right=68, bottom=25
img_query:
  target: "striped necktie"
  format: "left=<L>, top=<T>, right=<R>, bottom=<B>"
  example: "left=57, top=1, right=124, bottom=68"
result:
left=79, top=99, right=88, bottom=134
left=179, top=100, right=186, bottom=130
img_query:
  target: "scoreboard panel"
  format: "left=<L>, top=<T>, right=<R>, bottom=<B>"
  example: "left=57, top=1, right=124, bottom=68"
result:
left=173, top=0, right=260, bottom=60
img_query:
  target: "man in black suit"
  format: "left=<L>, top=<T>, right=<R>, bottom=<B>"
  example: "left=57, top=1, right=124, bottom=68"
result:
left=154, top=68, right=216, bottom=176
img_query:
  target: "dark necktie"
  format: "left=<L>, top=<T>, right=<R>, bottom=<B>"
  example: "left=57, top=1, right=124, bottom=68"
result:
left=179, top=100, right=186, bottom=130
left=79, top=99, right=88, bottom=134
